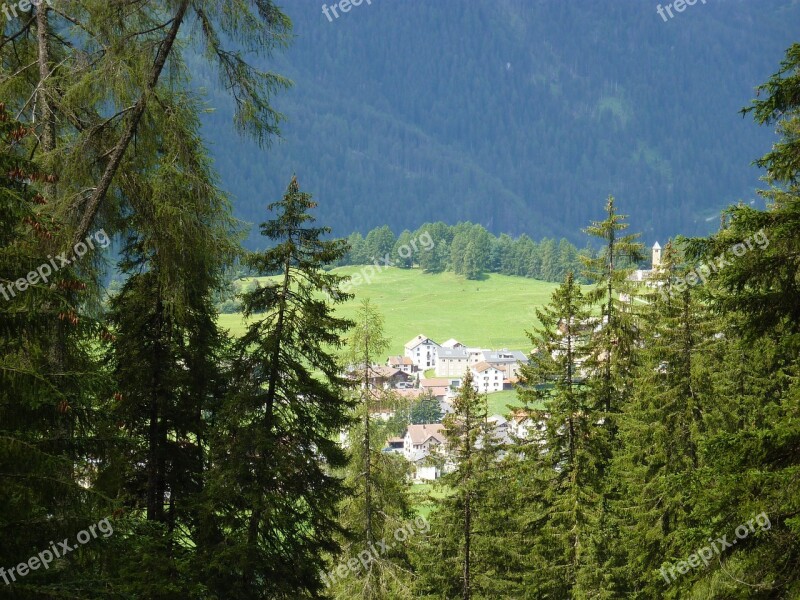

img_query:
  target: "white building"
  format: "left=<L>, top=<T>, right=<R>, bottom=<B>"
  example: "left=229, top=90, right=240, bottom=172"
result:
left=404, top=334, right=441, bottom=370
left=466, top=347, right=492, bottom=366
left=403, top=423, right=446, bottom=460
left=441, top=338, right=464, bottom=349
left=470, top=362, right=504, bottom=393
left=387, top=355, right=415, bottom=374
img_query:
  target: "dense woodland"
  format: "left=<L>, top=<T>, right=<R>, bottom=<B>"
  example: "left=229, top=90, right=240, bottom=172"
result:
left=339, top=224, right=589, bottom=283
left=1, top=2, right=798, bottom=600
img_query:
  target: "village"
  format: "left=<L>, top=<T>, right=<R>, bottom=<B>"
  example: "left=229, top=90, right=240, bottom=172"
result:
left=362, top=334, right=540, bottom=482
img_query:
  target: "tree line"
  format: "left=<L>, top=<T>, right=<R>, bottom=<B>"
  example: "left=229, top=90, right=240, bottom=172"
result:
left=340, top=223, right=591, bottom=282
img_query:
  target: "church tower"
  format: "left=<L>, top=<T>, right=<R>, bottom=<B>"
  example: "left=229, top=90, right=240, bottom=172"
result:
left=652, top=241, right=662, bottom=270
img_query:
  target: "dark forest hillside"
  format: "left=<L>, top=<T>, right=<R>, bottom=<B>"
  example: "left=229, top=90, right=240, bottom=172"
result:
left=195, top=0, right=800, bottom=246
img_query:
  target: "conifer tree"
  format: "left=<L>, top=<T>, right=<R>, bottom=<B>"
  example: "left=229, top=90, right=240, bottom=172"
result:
left=414, top=370, right=500, bottom=600
left=515, top=272, right=600, bottom=597
left=678, top=43, right=800, bottom=598
left=577, top=197, right=644, bottom=596
left=607, top=242, right=712, bottom=597
left=329, top=299, right=416, bottom=600
left=203, top=177, right=354, bottom=599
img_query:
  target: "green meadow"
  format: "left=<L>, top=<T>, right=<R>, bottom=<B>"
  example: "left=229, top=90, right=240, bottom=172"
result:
left=218, top=267, right=559, bottom=352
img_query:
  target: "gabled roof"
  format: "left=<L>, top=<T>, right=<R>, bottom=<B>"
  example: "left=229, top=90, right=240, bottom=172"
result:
left=404, top=334, right=440, bottom=351
left=387, top=355, right=413, bottom=365
left=653, top=241, right=661, bottom=250
left=487, top=414, right=508, bottom=426
left=404, top=423, right=445, bottom=445
left=369, top=366, right=406, bottom=379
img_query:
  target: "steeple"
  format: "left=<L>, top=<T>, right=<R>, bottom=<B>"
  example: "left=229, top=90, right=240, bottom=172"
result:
left=652, top=241, right=662, bottom=270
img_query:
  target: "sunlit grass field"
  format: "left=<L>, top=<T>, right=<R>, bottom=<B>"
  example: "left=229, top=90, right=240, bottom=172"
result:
left=218, top=266, right=559, bottom=351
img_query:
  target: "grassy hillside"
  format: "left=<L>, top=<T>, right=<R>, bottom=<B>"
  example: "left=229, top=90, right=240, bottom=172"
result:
left=218, top=267, right=559, bottom=352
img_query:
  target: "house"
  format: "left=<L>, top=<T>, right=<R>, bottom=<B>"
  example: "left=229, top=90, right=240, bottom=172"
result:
left=409, top=451, right=440, bottom=481
left=509, top=408, right=548, bottom=445
left=420, top=377, right=460, bottom=401
left=394, top=388, right=425, bottom=402
left=478, top=349, right=528, bottom=379
left=387, top=355, right=415, bottom=374
left=441, top=338, right=464, bottom=349
left=385, top=436, right=405, bottom=453
left=435, top=347, right=471, bottom=377
left=366, top=366, right=411, bottom=389
left=482, top=414, right=513, bottom=447
left=404, top=334, right=441, bottom=370
left=466, top=347, right=492, bottom=365
left=470, top=362, right=504, bottom=393
left=403, top=423, right=446, bottom=460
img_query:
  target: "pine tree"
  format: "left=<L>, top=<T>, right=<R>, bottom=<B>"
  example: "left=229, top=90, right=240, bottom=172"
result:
left=203, top=177, right=354, bottom=599
left=577, top=196, right=645, bottom=596
left=414, top=371, right=500, bottom=600
left=677, top=43, right=800, bottom=598
left=0, top=104, right=113, bottom=596
left=328, top=299, right=416, bottom=600
left=607, top=242, right=712, bottom=597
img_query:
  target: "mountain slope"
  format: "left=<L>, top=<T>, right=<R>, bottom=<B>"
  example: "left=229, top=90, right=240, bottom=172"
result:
left=195, top=0, right=800, bottom=246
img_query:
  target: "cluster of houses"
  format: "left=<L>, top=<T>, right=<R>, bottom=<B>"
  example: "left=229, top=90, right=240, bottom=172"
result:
left=384, top=334, right=528, bottom=394
left=374, top=334, right=536, bottom=481
left=384, top=410, right=546, bottom=481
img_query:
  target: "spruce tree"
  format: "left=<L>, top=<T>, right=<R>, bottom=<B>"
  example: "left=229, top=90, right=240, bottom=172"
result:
left=203, top=177, right=354, bottom=599
left=329, top=299, right=416, bottom=600
left=414, top=370, right=500, bottom=600
left=607, top=242, right=712, bottom=598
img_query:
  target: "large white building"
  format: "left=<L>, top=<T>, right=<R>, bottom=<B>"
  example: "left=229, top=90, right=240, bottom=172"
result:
left=404, top=334, right=441, bottom=370
left=470, top=362, right=505, bottom=393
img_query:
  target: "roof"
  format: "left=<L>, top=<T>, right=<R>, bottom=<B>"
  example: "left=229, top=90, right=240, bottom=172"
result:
left=438, top=347, right=470, bottom=360
left=472, top=361, right=504, bottom=373
left=441, top=338, right=463, bottom=348
left=653, top=241, right=661, bottom=249
left=369, top=366, right=406, bottom=379
left=420, top=377, right=454, bottom=388
left=405, top=423, right=445, bottom=445
left=387, top=355, right=414, bottom=365
left=426, top=386, right=450, bottom=398
left=481, top=350, right=528, bottom=363
left=404, top=334, right=440, bottom=351
left=394, top=388, right=424, bottom=399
